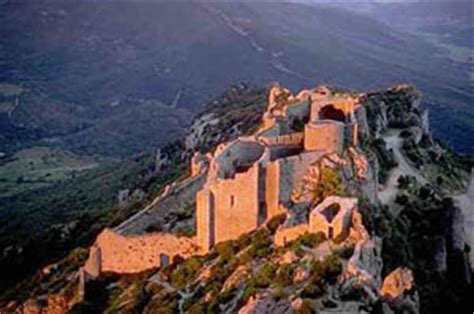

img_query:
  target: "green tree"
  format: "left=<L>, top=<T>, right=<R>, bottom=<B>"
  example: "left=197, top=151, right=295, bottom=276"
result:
left=310, top=168, right=346, bottom=205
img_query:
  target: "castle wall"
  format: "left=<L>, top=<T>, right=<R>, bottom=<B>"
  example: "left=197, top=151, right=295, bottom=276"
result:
left=213, top=140, right=265, bottom=179
left=283, top=99, right=310, bottom=121
left=274, top=224, right=309, bottom=247
left=83, top=246, right=101, bottom=278
left=268, top=145, right=302, bottom=161
left=258, top=132, right=304, bottom=147
left=258, top=123, right=280, bottom=138
left=87, top=228, right=198, bottom=274
left=114, top=173, right=206, bottom=235
left=211, top=163, right=261, bottom=245
left=304, top=121, right=345, bottom=154
left=310, top=98, right=357, bottom=122
left=196, top=189, right=214, bottom=251
left=265, top=161, right=281, bottom=219
left=277, top=151, right=323, bottom=203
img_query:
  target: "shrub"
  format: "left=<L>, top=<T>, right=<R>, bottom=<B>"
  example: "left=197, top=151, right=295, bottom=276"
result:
left=301, top=283, right=324, bottom=298
left=215, top=240, right=237, bottom=263
left=248, top=228, right=272, bottom=258
left=300, top=232, right=327, bottom=248
left=336, top=245, right=355, bottom=259
left=274, top=263, right=294, bottom=287
left=309, top=168, right=346, bottom=205
left=266, top=213, right=287, bottom=234
left=395, top=193, right=409, bottom=205
left=236, top=232, right=253, bottom=250
left=310, top=254, right=342, bottom=285
left=253, top=262, right=277, bottom=288
left=272, top=288, right=288, bottom=300
left=170, top=256, right=202, bottom=289
left=241, top=281, right=257, bottom=303
left=187, top=303, right=206, bottom=314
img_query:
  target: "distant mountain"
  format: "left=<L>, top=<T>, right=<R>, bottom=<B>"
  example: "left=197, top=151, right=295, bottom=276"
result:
left=0, top=0, right=472, bottom=157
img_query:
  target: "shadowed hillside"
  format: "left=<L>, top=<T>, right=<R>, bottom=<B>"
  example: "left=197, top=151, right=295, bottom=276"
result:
left=0, top=0, right=472, bottom=158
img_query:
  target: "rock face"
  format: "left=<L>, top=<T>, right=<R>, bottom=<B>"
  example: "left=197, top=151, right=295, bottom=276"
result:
left=340, top=238, right=383, bottom=303
left=361, top=85, right=428, bottom=139
left=380, top=267, right=419, bottom=314
left=185, top=113, right=221, bottom=152
left=19, top=295, right=68, bottom=314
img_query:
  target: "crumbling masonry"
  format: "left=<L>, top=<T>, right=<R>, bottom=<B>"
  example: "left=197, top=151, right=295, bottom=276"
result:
left=81, top=83, right=370, bottom=283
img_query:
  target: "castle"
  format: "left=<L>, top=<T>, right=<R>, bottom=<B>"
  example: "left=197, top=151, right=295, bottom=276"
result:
left=195, top=84, right=360, bottom=251
left=81, top=83, right=371, bottom=283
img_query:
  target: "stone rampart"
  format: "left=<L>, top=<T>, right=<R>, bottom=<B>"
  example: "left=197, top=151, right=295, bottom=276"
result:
left=274, top=224, right=309, bottom=247
left=85, top=228, right=198, bottom=275
left=115, top=172, right=206, bottom=235
left=258, top=132, right=304, bottom=147
left=304, top=120, right=345, bottom=154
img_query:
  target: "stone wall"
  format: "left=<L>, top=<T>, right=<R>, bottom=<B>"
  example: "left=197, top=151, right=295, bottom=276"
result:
left=310, top=97, right=357, bottom=122
left=258, top=132, right=304, bottom=147
left=265, top=161, right=281, bottom=219
left=85, top=228, right=198, bottom=275
left=277, top=151, right=323, bottom=204
left=282, top=99, right=310, bottom=121
left=197, top=163, right=262, bottom=252
left=309, top=196, right=357, bottom=240
left=114, top=172, right=206, bottom=235
left=212, top=139, right=265, bottom=180
left=304, top=121, right=345, bottom=154
left=274, top=224, right=309, bottom=247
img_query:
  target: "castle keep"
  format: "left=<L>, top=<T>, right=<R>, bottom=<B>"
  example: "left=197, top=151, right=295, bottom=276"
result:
left=81, top=83, right=371, bottom=281
left=196, top=84, right=360, bottom=251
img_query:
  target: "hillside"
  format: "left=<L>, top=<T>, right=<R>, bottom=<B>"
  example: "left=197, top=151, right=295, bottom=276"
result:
left=2, top=83, right=472, bottom=313
left=0, top=84, right=269, bottom=296
left=0, top=0, right=472, bottom=159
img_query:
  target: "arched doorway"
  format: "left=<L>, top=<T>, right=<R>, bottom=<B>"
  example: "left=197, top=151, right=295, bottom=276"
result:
left=319, top=105, right=346, bottom=122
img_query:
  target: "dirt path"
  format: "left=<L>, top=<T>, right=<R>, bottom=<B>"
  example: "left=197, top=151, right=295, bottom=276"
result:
left=378, top=130, right=427, bottom=205
left=454, top=174, right=474, bottom=265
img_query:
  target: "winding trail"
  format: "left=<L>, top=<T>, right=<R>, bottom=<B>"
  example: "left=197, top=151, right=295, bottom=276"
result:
left=378, top=130, right=427, bottom=205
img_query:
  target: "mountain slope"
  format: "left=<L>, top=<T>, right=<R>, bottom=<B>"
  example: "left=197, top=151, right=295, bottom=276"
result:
left=0, top=0, right=472, bottom=157
left=2, top=83, right=472, bottom=313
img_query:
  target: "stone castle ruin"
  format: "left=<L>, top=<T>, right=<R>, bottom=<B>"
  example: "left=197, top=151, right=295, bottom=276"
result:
left=80, top=83, right=374, bottom=287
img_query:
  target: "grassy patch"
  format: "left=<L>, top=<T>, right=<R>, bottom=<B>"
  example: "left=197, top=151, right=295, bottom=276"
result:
left=0, top=146, right=101, bottom=197
left=0, top=83, right=24, bottom=96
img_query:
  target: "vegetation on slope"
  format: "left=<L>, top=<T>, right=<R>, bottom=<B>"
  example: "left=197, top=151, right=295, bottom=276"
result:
left=0, top=84, right=268, bottom=301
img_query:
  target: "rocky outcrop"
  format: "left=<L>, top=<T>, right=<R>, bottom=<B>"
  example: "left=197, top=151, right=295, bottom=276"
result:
left=222, top=265, right=251, bottom=293
left=18, top=295, right=68, bottom=314
left=185, top=113, right=221, bottom=152
left=360, top=85, right=429, bottom=140
left=339, top=238, right=383, bottom=303
left=380, top=267, right=419, bottom=314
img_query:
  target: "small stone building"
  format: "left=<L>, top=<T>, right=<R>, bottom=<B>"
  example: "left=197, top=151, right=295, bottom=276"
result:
left=309, top=196, right=357, bottom=240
